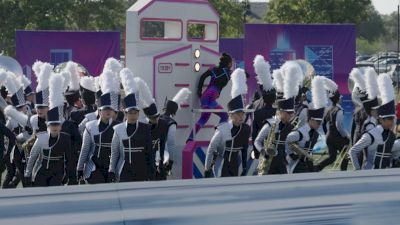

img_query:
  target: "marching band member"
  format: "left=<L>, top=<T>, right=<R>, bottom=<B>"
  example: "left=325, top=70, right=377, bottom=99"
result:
left=249, top=55, right=276, bottom=158
left=29, top=62, right=53, bottom=133
left=77, top=69, right=120, bottom=184
left=315, top=77, right=350, bottom=171
left=286, top=76, right=327, bottom=174
left=159, top=88, right=191, bottom=177
left=2, top=71, right=32, bottom=187
left=24, top=72, right=74, bottom=187
left=254, top=61, right=302, bottom=175
left=350, top=73, right=397, bottom=170
left=136, top=77, right=168, bottom=180
left=187, top=53, right=233, bottom=142
left=109, top=68, right=154, bottom=182
left=204, top=68, right=250, bottom=178
left=0, top=71, right=16, bottom=188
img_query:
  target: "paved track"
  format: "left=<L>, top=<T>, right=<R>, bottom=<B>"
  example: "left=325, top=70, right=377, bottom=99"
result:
left=0, top=169, right=399, bottom=225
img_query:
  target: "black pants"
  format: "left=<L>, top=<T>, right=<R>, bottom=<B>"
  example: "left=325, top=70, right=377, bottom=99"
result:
left=268, top=155, right=287, bottom=175
left=119, top=163, right=147, bottom=182
left=155, top=165, right=167, bottom=181
left=0, top=157, right=5, bottom=187
left=318, top=135, right=349, bottom=171
left=34, top=163, right=65, bottom=187
left=221, top=152, right=239, bottom=177
left=86, top=167, right=109, bottom=184
left=293, top=159, right=314, bottom=173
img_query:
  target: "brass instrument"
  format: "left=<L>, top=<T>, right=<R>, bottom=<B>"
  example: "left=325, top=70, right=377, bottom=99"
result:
left=258, top=121, right=278, bottom=175
left=294, top=59, right=315, bottom=89
left=289, top=142, right=314, bottom=161
left=22, top=133, right=37, bottom=159
left=332, top=144, right=352, bottom=171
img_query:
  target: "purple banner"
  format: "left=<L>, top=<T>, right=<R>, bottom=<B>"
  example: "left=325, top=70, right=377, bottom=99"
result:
left=241, top=24, right=356, bottom=98
left=16, top=30, right=120, bottom=88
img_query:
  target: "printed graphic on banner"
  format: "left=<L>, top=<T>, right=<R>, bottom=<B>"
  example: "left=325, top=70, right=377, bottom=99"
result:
left=269, top=32, right=296, bottom=70
left=305, top=45, right=334, bottom=79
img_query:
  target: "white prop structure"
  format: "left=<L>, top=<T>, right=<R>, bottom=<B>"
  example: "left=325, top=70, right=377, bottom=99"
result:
left=126, top=0, right=232, bottom=176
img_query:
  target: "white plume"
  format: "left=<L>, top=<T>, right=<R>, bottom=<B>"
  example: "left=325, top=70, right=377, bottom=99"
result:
left=0, top=68, right=7, bottom=85
left=49, top=73, right=65, bottom=109
left=378, top=73, right=395, bottom=105
left=272, top=69, right=284, bottom=93
left=311, top=76, right=328, bottom=109
left=253, top=55, right=273, bottom=91
left=80, top=76, right=96, bottom=92
left=134, top=77, right=154, bottom=107
left=65, top=61, right=80, bottom=91
left=36, top=62, right=53, bottom=92
left=283, top=62, right=301, bottom=99
left=364, top=67, right=379, bottom=100
left=18, top=75, right=31, bottom=89
left=323, top=77, right=338, bottom=93
left=94, top=76, right=102, bottom=92
left=281, top=61, right=304, bottom=86
left=60, top=71, right=71, bottom=92
left=349, top=68, right=366, bottom=92
left=119, top=68, right=137, bottom=96
left=231, top=68, right=247, bottom=99
left=172, top=88, right=191, bottom=105
left=101, top=70, right=119, bottom=94
left=4, top=105, right=28, bottom=127
left=32, top=60, right=43, bottom=76
left=103, top=58, right=122, bottom=73
left=4, top=72, right=22, bottom=95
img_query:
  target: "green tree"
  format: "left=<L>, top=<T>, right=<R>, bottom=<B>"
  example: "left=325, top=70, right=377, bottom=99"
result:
left=0, top=0, right=127, bottom=56
left=209, top=0, right=246, bottom=38
left=358, top=6, right=386, bottom=42
left=265, top=0, right=371, bottom=25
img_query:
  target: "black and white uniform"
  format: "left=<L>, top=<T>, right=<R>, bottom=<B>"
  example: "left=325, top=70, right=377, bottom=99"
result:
left=318, top=105, right=350, bottom=170
left=6, top=118, right=31, bottom=187
left=249, top=99, right=276, bottom=151
left=69, top=105, right=97, bottom=126
left=109, top=121, right=154, bottom=182
left=159, top=114, right=177, bottom=168
left=350, top=125, right=397, bottom=169
left=254, top=117, right=295, bottom=174
left=150, top=118, right=168, bottom=180
left=351, top=107, right=369, bottom=145
left=78, top=111, right=98, bottom=135
left=30, top=115, right=47, bottom=133
left=77, top=118, right=118, bottom=184
left=61, top=120, right=81, bottom=184
left=205, top=122, right=250, bottom=177
left=286, top=123, right=319, bottom=174
left=24, top=132, right=73, bottom=187
left=0, top=122, right=16, bottom=188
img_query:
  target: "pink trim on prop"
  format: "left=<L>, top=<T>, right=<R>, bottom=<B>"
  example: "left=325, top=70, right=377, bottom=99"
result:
left=153, top=44, right=192, bottom=96
left=140, top=18, right=183, bottom=41
left=200, top=45, right=220, bottom=56
left=182, top=141, right=209, bottom=179
left=202, top=63, right=215, bottom=67
left=203, top=125, right=215, bottom=128
left=174, top=83, right=190, bottom=87
left=138, top=0, right=219, bottom=18
left=180, top=104, right=189, bottom=108
left=175, top=63, right=190, bottom=67
left=177, top=125, right=190, bottom=129
left=187, top=20, right=218, bottom=43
